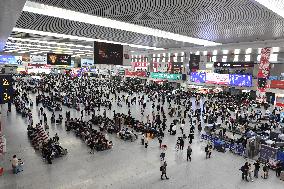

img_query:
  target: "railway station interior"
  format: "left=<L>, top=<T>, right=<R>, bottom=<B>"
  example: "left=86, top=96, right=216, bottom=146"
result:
left=1, top=0, right=284, bottom=189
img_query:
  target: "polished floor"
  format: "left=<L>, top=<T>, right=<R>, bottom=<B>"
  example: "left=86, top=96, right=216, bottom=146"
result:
left=0, top=93, right=283, bottom=189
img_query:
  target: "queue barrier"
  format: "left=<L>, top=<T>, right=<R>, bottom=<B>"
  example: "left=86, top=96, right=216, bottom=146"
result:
left=201, top=134, right=245, bottom=155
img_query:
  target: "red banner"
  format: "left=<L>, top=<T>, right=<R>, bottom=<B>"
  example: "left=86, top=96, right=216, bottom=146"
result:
left=125, top=70, right=147, bottom=77
left=132, top=62, right=159, bottom=68
left=132, top=62, right=148, bottom=68
left=256, top=47, right=272, bottom=103
left=270, top=80, right=284, bottom=89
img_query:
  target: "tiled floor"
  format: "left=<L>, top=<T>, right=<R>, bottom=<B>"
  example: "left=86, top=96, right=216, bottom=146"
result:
left=0, top=93, right=283, bottom=189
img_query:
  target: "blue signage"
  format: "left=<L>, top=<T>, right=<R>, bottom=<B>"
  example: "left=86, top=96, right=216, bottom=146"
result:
left=0, top=55, right=22, bottom=65
left=229, top=74, right=252, bottom=87
left=190, top=72, right=206, bottom=83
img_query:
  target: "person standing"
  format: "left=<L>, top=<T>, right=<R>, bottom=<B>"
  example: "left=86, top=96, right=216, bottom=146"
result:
left=240, top=162, right=249, bottom=181
left=262, top=162, right=269, bottom=179
left=248, top=163, right=254, bottom=182
left=276, top=161, right=282, bottom=177
left=160, top=161, right=169, bottom=180
left=253, top=160, right=260, bottom=178
left=158, top=136, right=163, bottom=148
left=141, top=134, right=145, bottom=145
left=187, top=145, right=192, bottom=162
left=11, top=155, right=23, bottom=174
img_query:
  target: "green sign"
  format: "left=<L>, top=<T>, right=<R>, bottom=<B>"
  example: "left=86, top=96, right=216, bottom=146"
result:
left=118, top=69, right=125, bottom=76
left=150, top=72, right=182, bottom=80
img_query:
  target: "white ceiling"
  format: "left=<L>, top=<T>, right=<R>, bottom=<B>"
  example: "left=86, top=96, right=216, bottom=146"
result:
left=3, top=0, right=284, bottom=54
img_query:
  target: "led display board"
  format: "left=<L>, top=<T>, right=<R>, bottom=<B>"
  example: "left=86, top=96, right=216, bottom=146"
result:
left=190, top=72, right=206, bottom=83
left=229, top=74, right=252, bottom=87
left=47, top=53, right=71, bottom=65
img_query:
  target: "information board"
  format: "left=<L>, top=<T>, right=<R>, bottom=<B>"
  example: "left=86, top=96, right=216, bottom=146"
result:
left=0, top=75, right=13, bottom=104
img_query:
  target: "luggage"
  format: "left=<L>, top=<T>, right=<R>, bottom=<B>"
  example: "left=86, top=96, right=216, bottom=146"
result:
left=0, top=167, right=3, bottom=176
left=280, top=171, right=284, bottom=181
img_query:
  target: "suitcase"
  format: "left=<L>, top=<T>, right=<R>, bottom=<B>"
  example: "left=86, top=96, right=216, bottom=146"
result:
left=280, top=172, right=284, bottom=181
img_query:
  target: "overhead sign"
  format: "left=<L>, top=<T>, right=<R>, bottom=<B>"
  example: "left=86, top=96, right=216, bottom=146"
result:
left=150, top=72, right=182, bottom=80
left=0, top=75, right=13, bottom=104
left=214, top=62, right=254, bottom=68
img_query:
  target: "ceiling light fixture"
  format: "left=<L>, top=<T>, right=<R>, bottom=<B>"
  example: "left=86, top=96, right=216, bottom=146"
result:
left=22, top=1, right=220, bottom=46
left=13, top=28, right=164, bottom=50
left=8, top=37, right=93, bottom=49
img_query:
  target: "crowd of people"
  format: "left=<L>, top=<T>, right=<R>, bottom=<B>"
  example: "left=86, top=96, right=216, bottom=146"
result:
left=7, top=73, right=284, bottom=182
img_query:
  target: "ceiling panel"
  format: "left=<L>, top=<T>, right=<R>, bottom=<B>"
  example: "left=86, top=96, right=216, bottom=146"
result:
left=25, top=0, right=284, bottom=44
left=15, top=11, right=198, bottom=49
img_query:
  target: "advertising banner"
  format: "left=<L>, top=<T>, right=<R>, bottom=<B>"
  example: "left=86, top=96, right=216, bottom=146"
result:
left=256, top=47, right=272, bottom=103
left=94, top=42, right=123, bottom=65
left=270, top=80, right=284, bottom=89
left=150, top=72, right=182, bottom=80
left=31, top=55, right=47, bottom=64
left=0, top=55, right=22, bottom=65
left=275, top=96, right=284, bottom=107
left=189, top=54, right=200, bottom=70
left=229, top=74, right=252, bottom=87
left=47, top=53, right=71, bottom=65
left=190, top=72, right=206, bottom=83
left=125, top=70, right=147, bottom=77
left=206, top=73, right=230, bottom=85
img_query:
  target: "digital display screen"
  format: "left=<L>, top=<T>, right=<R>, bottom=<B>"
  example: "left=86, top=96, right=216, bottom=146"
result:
left=258, top=78, right=267, bottom=88
left=47, top=53, right=71, bottom=65
left=0, top=55, right=22, bottom=65
left=206, top=73, right=230, bottom=85
left=190, top=72, right=206, bottom=83
left=94, top=42, right=123, bottom=65
left=0, top=75, right=13, bottom=104
left=81, top=59, right=94, bottom=67
left=229, top=74, right=252, bottom=87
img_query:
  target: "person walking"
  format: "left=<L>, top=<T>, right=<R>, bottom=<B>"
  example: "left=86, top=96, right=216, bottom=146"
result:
left=187, top=145, right=192, bottom=162
left=262, top=162, right=269, bottom=179
left=253, top=160, right=260, bottom=178
left=160, top=161, right=169, bottom=180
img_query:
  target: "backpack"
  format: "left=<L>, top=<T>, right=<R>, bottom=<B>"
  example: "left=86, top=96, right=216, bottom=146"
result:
left=160, top=166, right=163, bottom=171
left=205, top=146, right=208, bottom=152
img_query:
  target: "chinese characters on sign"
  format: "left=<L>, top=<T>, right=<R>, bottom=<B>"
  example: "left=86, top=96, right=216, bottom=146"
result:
left=0, top=75, right=13, bottom=104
